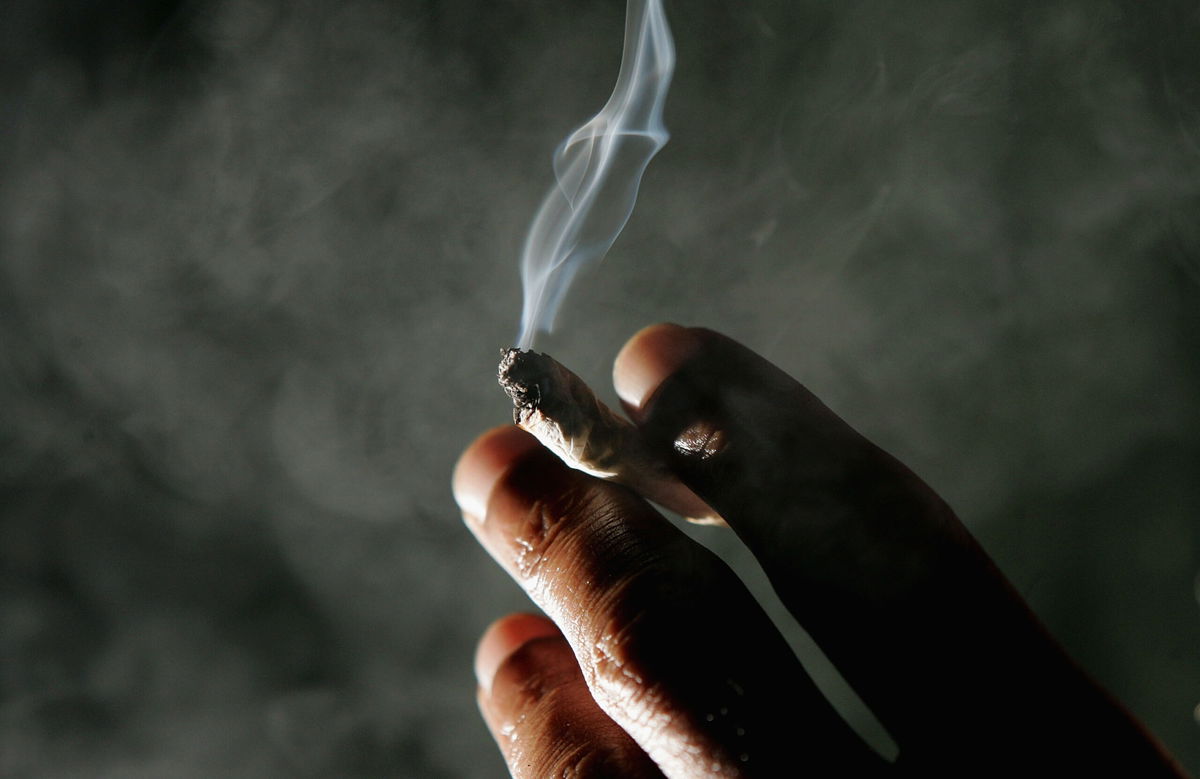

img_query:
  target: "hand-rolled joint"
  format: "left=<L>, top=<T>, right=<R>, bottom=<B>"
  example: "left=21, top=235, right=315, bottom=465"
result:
left=498, top=348, right=723, bottom=525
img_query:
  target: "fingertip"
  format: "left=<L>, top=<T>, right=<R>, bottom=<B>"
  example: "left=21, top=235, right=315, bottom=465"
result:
left=453, top=426, right=542, bottom=521
left=474, top=613, right=562, bottom=695
left=613, top=323, right=705, bottom=419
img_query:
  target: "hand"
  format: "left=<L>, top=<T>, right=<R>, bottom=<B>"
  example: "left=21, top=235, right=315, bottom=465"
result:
left=453, top=324, right=1184, bottom=778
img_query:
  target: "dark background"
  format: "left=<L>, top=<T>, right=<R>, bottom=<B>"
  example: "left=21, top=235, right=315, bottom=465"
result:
left=2, top=0, right=1198, bottom=775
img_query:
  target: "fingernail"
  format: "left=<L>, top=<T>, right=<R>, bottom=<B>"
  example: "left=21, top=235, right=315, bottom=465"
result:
left=613, top=323, right=703, bottom=417
left=475, top=613, right=561, bottom=695
left=453, top=427, right=541, bottom=521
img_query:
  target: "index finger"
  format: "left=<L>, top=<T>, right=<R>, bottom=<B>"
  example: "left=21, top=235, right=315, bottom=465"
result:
left=614, top=324, right=1183, bottom=774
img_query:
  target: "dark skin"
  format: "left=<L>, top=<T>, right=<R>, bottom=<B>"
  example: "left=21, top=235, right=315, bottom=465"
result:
left=453, top=324, right=1187, bottom=778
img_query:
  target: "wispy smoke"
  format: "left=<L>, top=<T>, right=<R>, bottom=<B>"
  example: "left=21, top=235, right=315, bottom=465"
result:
left=516, top=0, right=674, bottom=349
left=1, top=1, right=1198, bottom=776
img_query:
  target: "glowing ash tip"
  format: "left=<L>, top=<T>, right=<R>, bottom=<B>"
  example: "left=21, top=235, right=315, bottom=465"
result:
left=495, top=347, right=724, bottom=525
left=515, top=0, right=675, bottom=350
left=497, top=348, right=549, bottom=415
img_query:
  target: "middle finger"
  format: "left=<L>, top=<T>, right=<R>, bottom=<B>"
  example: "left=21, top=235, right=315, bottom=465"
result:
left=454, top=425, right=887, bottom=778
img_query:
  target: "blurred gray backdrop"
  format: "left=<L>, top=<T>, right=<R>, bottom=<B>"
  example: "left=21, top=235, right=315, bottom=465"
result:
left=2, top=0, right=1198, bottom=776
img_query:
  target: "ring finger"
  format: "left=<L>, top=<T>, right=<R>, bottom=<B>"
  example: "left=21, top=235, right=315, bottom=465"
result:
left=455, top=426, right=888, bottom=777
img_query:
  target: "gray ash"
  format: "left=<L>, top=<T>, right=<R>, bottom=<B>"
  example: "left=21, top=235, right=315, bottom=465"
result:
left=498, top=348, right=573, bottom=425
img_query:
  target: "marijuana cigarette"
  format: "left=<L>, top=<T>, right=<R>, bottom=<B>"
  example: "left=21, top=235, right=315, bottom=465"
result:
left=498, top=348, right=723, bottom=525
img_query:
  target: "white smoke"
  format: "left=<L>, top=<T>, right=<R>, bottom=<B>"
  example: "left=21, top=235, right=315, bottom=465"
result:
left=516, top=0, right=674, bottom=349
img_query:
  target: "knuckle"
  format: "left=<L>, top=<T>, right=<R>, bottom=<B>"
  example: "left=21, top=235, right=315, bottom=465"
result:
left=577, top=563, right=685, bottom=705
left=535, top=742, right=643, bottom=779
left=574, top=544, right=737, bottom=713
left=511, top=666, right=575, bottom=714
left=507, top=725, right=649, bottom=779
left=672, top=419, right=730, bottom=462
left=505, top=479, right=619, bottom=586
left=494, top=637, right=577, bottom=709
left=585, top=634, right=661, bottom=729
left=493, top=644, right=652, bottom=779
left=508, top=497, right=568, bottom=583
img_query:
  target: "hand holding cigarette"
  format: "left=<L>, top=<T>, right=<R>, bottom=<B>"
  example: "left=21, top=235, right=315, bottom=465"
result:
left=498, top=347, right=721, bottom=524
left=454, top=324, right=1185, bottom=778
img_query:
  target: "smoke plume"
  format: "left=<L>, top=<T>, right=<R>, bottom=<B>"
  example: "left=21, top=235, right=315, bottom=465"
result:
left=0, top=1, right=1197, bottom=776
left=516, top=0, right=673, bottom=349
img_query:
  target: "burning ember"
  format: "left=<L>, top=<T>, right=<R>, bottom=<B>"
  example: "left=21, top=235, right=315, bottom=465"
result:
left=498, top=348, right=720, bottom=524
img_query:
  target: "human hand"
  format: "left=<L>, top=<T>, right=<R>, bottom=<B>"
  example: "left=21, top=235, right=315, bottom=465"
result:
left=453, top=324, right=1184, bottom=777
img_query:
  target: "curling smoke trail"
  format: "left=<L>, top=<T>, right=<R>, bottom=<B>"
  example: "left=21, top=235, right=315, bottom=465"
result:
left=515, top=0, right=674, bottom=349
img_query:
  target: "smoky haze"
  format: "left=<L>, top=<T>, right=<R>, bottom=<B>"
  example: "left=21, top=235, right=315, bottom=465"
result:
left=1, top=0, right=1198, bottom=776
